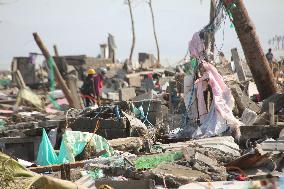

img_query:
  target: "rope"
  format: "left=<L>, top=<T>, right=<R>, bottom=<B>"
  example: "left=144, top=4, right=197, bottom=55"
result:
left=141, top=101, right=154, bottom=127
left=85, top=120, right=101, bottom=148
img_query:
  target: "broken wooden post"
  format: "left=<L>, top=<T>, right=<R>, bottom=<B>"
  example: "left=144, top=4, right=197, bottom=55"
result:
left=29, top=161, right=85, bottom=173
left=66, top=75, right=83, bottom=109
left=205, top=0, right=216, bottom=53
left=15, top=70, right=27, bottom=89
left=53, top=44, right=83, bottom=109
left=269, top=102, right=275, bottom=126
left=53, top=44, right=59, bottom=57
left=33, top=33, right=76, bottom=108
left=222, top=0, right=277, bottom=99
left=231, top=48, right=246, bottom=82
left=61, top=163, right=71, bottom=180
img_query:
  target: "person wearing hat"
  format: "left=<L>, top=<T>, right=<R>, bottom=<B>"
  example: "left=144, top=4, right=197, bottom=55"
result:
left=94, top=69, right=106, bottom=106
left=80, top=68, right=96, bottom=107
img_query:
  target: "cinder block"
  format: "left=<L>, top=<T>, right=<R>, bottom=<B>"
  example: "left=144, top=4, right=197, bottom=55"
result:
left=70, top=117, right=128, bottom=139
left=125, top=75, right=141, bottom=87
left=96, top=129, right=127, bottom=139
left=119, top=87, right=136, bottom=101
left=0, top=136, right=41, bottom=161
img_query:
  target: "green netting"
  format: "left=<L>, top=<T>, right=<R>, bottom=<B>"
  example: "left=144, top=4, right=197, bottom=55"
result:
left=87, top=169, right=104, bottom=179
left=37, top=129, right=114, bottom=166
left=47, top=57, right=61, bottom=110
left=0, top=79, right=11, bottom=86
left=184, top=58, right=198, bottom=76
left=134, top=151, right=184, bottom=169
left=190, top=57, right=198, bottom=70
left=0, top=119, right=6, bottom=129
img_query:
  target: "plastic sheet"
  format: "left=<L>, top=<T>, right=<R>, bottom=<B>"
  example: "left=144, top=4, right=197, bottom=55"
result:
left=37, top=129, right=114, bottom=166
left=0, top=151, right=88, bottom=189
left=36, top=129, right=58, bottom=166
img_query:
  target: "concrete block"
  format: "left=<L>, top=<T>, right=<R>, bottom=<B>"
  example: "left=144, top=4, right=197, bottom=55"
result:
left=0, top=136, right=41, bottom=161
left=96, top=128, right=127, bottom=139
left=119, top=87, right=136, bottom=101
left=230, top=84, right=260, bottom=115
left=107, top=92, right=119, bottom=101
left=240, top=125, right=282, bottom=144
left=130, top=92, right=153, bottom=101
left=241, top=108, right=257, bottom=125
left=151, top=163, right=210, bottom=188
left=125, top=75, right=141, bottom=87
left=70, top=117, right=128, bottom=139
left=261, top=93, right=284, bottom=114
left=108, top=137, right=143, bottom=152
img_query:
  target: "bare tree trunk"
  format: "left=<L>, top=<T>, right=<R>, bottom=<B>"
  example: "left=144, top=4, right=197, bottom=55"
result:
left=209, top=0, right=216, bottom=52
left=33, top=33, right=78, bottom=108
left=127, top=0, right=135, bottom=63
left=53, top=45, right=59, bottom=57
left=205, top=0, right=216, bottom=53
left=148, top=0, right=161, bottom=67
left=222, top=0, right=277, bottom=99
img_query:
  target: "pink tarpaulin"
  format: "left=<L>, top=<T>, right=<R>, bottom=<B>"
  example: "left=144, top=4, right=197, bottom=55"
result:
left=45, top=98, right=68, bottom=114
left=193, top=61, right=241, bottom=139
left=188, top=32, right=205, bottom=59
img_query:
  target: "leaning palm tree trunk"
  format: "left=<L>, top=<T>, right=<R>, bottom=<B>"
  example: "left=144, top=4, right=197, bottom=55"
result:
left=222, top=0, right=276, bottom=99
left=148, top=0, right=161, bottom=67
left=127, top=0, right=135, bottom=63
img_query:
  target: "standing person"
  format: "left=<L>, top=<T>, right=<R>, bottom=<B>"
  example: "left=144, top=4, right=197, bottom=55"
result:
left=145, top=73, right=155, bottom=92
left=266, top=48, right=274, bottom=65
left=175, top=67, right=184, bottom=97
left=94, top=69, right=106, bottom=106
left=80, top=69, right=96, bottom=107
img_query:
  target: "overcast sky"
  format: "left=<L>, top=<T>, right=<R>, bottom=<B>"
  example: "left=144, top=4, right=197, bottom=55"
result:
left=0, top=0, right=283, bottom=69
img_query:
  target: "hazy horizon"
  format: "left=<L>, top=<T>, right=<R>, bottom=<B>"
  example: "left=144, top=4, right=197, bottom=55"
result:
left=0, top=0, right=283, bottom=70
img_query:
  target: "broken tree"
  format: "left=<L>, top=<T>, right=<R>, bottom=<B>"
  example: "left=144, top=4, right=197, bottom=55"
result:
left=148, top=0, right=161, bottom=67
left=222, top=0, right=277, bottom=99
left=33, top=33, right=81, bottom=109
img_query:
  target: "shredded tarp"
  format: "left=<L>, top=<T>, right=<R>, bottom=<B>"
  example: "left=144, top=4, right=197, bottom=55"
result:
left=134, top=151, right=183, bottom=169
left=0, top=151, right=88, bottom=189
left=182, top=60, right=242, bottom=140
left=37, top=129, right=114, bottom=166
left=15, top=88, right=44, bottom=110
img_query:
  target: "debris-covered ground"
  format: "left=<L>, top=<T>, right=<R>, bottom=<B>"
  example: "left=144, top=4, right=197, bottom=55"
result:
left=0, top=1, right=284, bottom=189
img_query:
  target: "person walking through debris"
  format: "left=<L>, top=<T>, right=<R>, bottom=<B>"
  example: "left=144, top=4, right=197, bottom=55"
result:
left=94, top=68, right=106, bottom=106
left=266, top=48, right=274, bottom=65
left=80, top=68, right=96, bottom=107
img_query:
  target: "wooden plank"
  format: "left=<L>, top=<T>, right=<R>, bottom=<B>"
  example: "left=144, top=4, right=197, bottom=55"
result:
left=29, top=161, right=85, bottom=173
left=15, top=70, right=27, bottom=88
left=269, top=102, right=275, bottom=126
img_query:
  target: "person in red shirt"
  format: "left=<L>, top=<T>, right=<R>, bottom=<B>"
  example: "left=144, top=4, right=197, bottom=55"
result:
left=94, top=69, right=106, bottom=106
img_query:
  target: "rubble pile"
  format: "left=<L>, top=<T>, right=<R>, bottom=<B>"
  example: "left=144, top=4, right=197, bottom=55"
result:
left=0, top=2, right=283, bottom=188
left=1, top=53, right=284, bottom=188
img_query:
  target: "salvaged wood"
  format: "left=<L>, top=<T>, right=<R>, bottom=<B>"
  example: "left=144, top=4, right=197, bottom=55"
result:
left=29, top=161, right=85, bottom=173
left=269, top=102, right=275, bottom=126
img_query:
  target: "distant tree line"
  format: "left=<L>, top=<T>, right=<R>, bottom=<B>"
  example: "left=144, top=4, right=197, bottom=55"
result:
left=268, top=35, right=284, bottom=50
